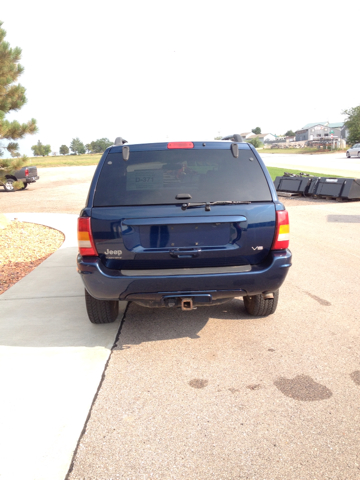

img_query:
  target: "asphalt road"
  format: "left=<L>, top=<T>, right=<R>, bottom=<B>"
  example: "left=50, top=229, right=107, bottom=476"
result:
left=3, top=157, right=360, bottom=479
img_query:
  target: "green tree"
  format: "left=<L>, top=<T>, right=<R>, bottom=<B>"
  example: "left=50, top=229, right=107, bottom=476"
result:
left=246, top=137, right=262, bottom=148
left=252, top=127, right=261, bottom=135
left=343, top=106, right=360, bottom=145
left=0, top=21, right=37, bottom=189
left=70, top=137, right=86, bottom=155
left=43, top=144, right=51, bottom=156
left=31, top=141, right=41, bottom=156
left=285, top=130, right=295, bottom=137
left=31, top=140, right=51, bottom=156
left=59, top=144, right=69, bottom=155
left=88, top=138, right=113, bottom=153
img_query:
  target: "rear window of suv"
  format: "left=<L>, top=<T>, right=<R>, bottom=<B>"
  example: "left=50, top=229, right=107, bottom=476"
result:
left=93, top=146, right=272, bottom=206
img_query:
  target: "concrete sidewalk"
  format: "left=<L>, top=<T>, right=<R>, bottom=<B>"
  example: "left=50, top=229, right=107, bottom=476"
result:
left=0, top=213, right=126, bottom=480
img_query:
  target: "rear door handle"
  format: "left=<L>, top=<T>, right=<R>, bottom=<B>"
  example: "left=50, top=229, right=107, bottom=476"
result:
left=170, top=248, right=201, bottom=258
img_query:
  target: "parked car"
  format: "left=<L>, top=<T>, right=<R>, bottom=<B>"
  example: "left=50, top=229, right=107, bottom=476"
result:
left=346, top=144, right=360, bottom=158
left=77, top=135, right=292, bottom=324
left=0, top=166, right=39, bottom=192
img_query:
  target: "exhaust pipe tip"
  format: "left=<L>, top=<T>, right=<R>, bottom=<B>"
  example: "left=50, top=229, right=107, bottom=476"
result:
left=181, top=298, right=194, bottom=311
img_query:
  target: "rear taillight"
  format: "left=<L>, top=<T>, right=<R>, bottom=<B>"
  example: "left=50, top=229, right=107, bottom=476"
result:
left=77, top=217, right=98, bottom=256
left=271, top=210, right=290, bottom=250
left=25, top=168, right=29, bottom=177
left=167, top=142, right=194, bottom=149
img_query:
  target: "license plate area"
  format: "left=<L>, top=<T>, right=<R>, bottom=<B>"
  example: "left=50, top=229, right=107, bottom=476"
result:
left=139, top=223, right=230, bottom=248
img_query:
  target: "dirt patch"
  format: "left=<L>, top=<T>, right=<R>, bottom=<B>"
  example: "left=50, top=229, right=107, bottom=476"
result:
left=0, top=220, right=64, bottom=295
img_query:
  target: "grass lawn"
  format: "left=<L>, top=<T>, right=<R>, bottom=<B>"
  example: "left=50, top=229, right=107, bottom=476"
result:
left=26, top=154, right=102, bottom=167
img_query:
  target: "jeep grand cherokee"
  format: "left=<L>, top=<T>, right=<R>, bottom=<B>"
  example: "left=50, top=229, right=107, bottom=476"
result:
left=77, top=135, right=292, bottom=323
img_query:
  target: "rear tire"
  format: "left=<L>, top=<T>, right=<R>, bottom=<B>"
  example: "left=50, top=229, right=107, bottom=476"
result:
left=21, top=182, right=28, bottom=189
left=346, top=152, right=350, bottom=158
left=243, top=290, right=279, bottom=316
left=85, top=289, right=119, bottom=324
left=4, top=178, right=15, bottom=192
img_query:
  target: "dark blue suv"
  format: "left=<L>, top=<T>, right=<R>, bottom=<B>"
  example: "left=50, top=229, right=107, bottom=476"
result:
left=77, top=135, right=292, bottom=323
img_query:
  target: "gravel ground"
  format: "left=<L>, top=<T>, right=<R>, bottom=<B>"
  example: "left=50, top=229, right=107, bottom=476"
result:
left=0, top=219, right=64, bottom=295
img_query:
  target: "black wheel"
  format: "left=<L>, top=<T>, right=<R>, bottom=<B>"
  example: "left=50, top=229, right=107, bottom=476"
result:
left=21, top=182, right=28, bottom=189
left=358, top=151, right=360, bottom=158
left=4, top=178, right=15, bottom=192
left=346, top=152, right=350, bottom=158
left=85, top=289, right=119, bottom=324
left=243, top=290, right=279, bottom=316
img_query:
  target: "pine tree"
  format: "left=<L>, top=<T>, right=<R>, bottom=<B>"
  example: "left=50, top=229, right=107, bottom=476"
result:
left=0, top=21, right=37, bottom=188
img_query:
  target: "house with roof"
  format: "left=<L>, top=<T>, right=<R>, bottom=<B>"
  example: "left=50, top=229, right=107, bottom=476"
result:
left=240, top=132, right=254, bottom=139
left=295, top=122, right=347, bottom=141
left=247, top=133, right=276, bottom=144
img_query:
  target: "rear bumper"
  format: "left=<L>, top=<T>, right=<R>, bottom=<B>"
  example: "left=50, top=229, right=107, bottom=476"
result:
left=17, top=176, right=39, bottom=183
left=77, top=250, right=292, bottom=302
left=25, top=175, right=39, bottom=183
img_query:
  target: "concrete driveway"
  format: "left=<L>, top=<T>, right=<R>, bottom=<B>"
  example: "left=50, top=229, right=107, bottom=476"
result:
left=66, top=200, right=360, bottom=480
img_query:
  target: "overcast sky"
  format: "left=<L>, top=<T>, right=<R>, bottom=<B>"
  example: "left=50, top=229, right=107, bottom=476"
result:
left=1, top=0, right=358, bottom=157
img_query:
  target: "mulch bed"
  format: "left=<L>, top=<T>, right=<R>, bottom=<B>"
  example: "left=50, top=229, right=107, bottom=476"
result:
left=0, top=220, right=64, bottom=295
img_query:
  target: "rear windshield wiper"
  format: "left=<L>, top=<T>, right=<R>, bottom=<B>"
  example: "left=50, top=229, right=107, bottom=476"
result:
left=181, top=200, right=251, bottom=211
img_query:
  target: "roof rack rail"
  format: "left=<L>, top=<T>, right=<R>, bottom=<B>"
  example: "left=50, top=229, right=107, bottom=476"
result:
left=114, top=137, right=128, bottom=146
left=221, top=134, right=244, bottom=142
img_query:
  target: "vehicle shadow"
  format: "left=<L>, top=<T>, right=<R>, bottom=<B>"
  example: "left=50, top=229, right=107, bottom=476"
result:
left=0, top=188, right=29, bottom=194
left=115, top=298, right=251, bottom=349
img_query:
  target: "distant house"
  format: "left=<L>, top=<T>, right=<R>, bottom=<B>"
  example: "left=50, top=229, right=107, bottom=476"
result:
left=247, top=133, right=276, bottom=144
left=295, top=121, right=346, bottom=141
left=240, top=132, right=254, bottom=139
